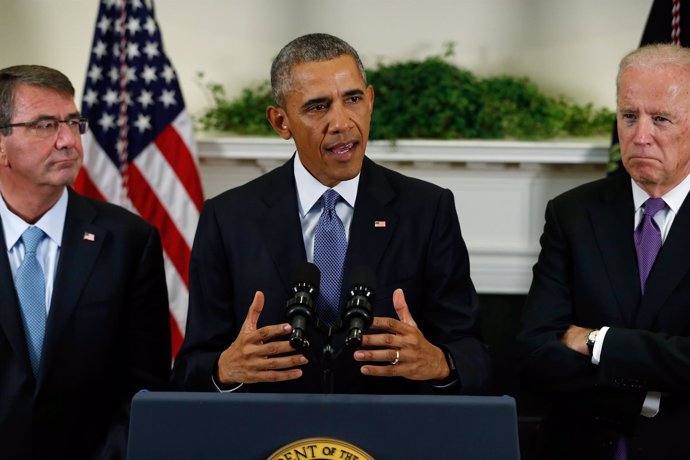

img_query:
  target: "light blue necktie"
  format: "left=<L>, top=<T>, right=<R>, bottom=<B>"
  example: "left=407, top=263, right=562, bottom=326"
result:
left=313, top=189, right=348, bottom=326
left=16, top=226, right=47, bottom=377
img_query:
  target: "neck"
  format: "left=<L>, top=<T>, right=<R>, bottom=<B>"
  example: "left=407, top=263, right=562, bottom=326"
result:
left=0, top=186, right=64, bottom=224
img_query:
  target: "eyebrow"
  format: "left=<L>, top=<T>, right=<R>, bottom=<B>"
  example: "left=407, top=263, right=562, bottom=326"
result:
left=31, top=111, right=82, bottom=121
left=301, top=89, right=365, bottom=110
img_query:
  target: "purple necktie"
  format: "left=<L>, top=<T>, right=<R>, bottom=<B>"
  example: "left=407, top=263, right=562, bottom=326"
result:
left=313, top=189, right=348, bottom=326
left=634, top=197, right=665, bottom=294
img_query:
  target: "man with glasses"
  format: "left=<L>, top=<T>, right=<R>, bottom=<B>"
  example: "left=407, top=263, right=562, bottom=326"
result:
left=0, top=65, right=171, bottom=459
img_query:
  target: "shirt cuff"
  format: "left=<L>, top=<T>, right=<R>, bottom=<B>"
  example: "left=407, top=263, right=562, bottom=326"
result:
left=590, top=326, right=610, bottom=365
left=211, top=374, right=243, bottom=393
left=641, top=391, right=661, bottom=418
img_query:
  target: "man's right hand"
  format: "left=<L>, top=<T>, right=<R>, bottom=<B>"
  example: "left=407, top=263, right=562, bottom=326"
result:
left=215, top=291, right=308, bottom=385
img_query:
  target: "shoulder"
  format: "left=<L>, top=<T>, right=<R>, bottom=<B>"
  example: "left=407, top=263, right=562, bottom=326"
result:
left=205, top=159, right=293, bottom=210
left=551, top=174, right=627, bottom=208
left=363, top=157, right=448, bottom=200
left=68, top=189, right=156, bottom=236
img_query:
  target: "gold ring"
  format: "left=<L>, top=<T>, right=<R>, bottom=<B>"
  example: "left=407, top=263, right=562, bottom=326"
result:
left=390, top=350, right=400, bottom=366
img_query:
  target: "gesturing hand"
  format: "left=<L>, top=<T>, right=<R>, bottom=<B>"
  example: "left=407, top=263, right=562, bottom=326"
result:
left=215, top=291, right=308, bottom=385
left=354, top=288, right=450, bottom=381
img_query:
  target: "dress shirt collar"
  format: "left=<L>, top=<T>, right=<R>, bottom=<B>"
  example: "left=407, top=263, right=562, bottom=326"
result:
left=0, top=188, right=68, bottom=251
left=293, top=152, right=360, bottom=217
left=631, top=173, right=690, bottom=214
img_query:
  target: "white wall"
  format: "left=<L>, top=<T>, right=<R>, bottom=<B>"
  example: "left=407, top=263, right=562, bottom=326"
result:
left=0, top=0, right=651, bottom=120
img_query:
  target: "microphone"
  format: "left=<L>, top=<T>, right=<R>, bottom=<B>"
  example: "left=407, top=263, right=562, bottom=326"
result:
left=342, top=266, right=376, bottom=348
left=285, top=262, right=320, bottom=350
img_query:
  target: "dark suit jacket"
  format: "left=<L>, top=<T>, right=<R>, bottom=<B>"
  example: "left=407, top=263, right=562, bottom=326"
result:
left=0, top=188, right=171, bottom=460
left=173, top=156, right=489, bottom=395
left=518, top=173, right=690, bottom=459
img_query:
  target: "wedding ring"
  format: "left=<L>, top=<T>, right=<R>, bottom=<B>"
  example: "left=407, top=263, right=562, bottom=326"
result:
left=390, top=350, right=400, bottom=366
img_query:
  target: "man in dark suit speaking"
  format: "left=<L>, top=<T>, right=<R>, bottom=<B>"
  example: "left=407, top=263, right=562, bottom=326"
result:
left=0, top=65, right=171, bottom=459
left=519, top=44, right=690, bottom=459
left=173, top=33, right=489, bottom=395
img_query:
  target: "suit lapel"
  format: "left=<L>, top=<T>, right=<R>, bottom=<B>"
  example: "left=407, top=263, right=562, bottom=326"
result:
left=589, top=176, right=641, bottom=325
left=39, top=189, right=105, bottom=385
left=636, top=190, right=690, bottom=329
left=344, top=158, right=397, bottom=286
left=256, top=158, right=307, bottom=291
left=0, top=220, right=34, bottom=378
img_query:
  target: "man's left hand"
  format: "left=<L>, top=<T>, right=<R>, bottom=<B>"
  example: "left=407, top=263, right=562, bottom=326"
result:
left=354, top=288, right=450, bottom=381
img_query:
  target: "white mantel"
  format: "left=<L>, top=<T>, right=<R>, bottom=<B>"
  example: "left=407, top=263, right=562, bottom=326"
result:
left=197, top=136, right=610, bottom=295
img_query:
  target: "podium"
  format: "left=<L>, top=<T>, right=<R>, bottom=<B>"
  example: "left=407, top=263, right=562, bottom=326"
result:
left=127, top=392, right=520, bottom=459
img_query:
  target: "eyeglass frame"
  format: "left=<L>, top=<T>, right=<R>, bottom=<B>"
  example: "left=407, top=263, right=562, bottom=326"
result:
left=0, top=116, right=89, bottom=138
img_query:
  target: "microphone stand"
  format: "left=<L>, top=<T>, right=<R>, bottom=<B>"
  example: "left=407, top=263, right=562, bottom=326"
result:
left=321, top=324, right=335, bottom=394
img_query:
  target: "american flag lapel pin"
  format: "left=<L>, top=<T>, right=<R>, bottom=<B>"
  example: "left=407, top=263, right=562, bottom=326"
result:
left=83, top=232, right=96, bottom=242
left=374, top=220, right=386, bottom=228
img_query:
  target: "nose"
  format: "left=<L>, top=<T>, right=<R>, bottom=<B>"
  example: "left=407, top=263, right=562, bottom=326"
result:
left=54, top=121, right=79, bottom=150
left=327, top=102, right=353, bottom=133
left=632, top=117, right=653, bottom=145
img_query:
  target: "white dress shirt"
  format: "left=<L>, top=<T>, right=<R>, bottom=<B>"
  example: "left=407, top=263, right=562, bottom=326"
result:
left=0, top=189, right=68, bottom=313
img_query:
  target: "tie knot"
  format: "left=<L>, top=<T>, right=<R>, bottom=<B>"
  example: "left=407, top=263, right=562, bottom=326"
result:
left=322, top=189, right=340, bottom=211
left=643, top=197, right=666, bottom=217
left=22, top=226, right=45, bottom=254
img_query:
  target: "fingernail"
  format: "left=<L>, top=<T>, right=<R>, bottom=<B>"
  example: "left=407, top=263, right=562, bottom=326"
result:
left=299, top=356, right=308, bottom=364
left=282, top=324, right=291, bottom=332
left=354, top=351, right=364, bottom=360
left=361, top=366, right=370, bottom=375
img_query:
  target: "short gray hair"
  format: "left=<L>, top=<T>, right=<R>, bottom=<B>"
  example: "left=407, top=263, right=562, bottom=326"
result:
left=270, top=33, right=366, bottom=107
left=0, top=65, right=75, bottom=135
left=617, top=43, right=690, bottom=96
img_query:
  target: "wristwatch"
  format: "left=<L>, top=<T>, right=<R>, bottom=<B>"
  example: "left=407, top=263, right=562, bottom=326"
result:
left=586, top=329, right=600, bottom=356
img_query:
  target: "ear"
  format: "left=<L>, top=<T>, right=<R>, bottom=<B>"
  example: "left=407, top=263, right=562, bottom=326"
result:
left=266, top=106, right=292, bottom=140
left=0, top=136, right=8, bottom=166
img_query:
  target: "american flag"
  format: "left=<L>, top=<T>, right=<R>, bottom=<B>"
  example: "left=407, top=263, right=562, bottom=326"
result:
left=74, top=0, right=204, bottom=356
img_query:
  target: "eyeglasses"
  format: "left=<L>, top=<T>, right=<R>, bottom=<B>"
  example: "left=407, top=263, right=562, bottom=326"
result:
left=0, top=117, right=89, bottom=139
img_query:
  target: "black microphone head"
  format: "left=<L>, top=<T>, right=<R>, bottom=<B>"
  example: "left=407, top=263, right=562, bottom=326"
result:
left=291, top=262, right=321, bottom=291
left=347, top=265, right=376, bottom=296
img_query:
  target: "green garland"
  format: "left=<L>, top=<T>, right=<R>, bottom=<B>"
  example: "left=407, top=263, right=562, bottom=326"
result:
left=196, top=49, right=614, bottom=140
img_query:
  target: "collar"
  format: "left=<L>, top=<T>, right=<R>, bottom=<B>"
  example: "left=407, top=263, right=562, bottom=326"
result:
left=293, top=153, right=360, bottom=217
left=632, top=173, right=690, bottom=214
left=0, top=188, right=68, bottom=250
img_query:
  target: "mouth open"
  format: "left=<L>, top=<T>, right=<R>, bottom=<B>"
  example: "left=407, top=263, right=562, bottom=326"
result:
left=329, top=142, right=355, bottom=156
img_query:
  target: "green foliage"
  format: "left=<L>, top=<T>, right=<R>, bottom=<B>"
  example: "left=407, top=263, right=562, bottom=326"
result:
left=196, top=72, right=275, bottom=136
left=196, top=50, right=615, bottom=140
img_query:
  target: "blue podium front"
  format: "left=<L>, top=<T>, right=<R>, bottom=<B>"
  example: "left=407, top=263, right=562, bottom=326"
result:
left=127, top=392, right=520, bottom=459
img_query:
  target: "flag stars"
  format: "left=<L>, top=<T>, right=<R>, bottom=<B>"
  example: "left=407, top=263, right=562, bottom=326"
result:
left=83, top=89, right=99, bottom=108
left=88, top=65, right=103, bottom=83
left=93, top=40, right=108, bottom=59
left=109, top=66, right=119, bottom=83
left=98, top=113, right=116, bottom=132
left=102, top=89, right=119, bottom=107
left=125, top=67, right=138, bottom=83
left=143, top=41, right=160, bottom=59
left=144, top=17, right=157, bottom=35
left=159, top=89, right=177, bottom=108
left=126, top=17, right=141, bottom=36
left=137, top=89, right=154, bottom=109
left=134, top=114, right=152, bottom=133
left=162, top=65, right=176, bottom=84
left=141, top=65, right=158, bottom=84
left=126, top=42, right=141, bottom=60
left=97, top=16, right=111, bottom=34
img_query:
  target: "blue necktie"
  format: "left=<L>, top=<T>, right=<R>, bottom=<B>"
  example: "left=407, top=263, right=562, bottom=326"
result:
left=16, top=226, right=47, bottom=377
left=313, top=189, right=348, bottom=326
